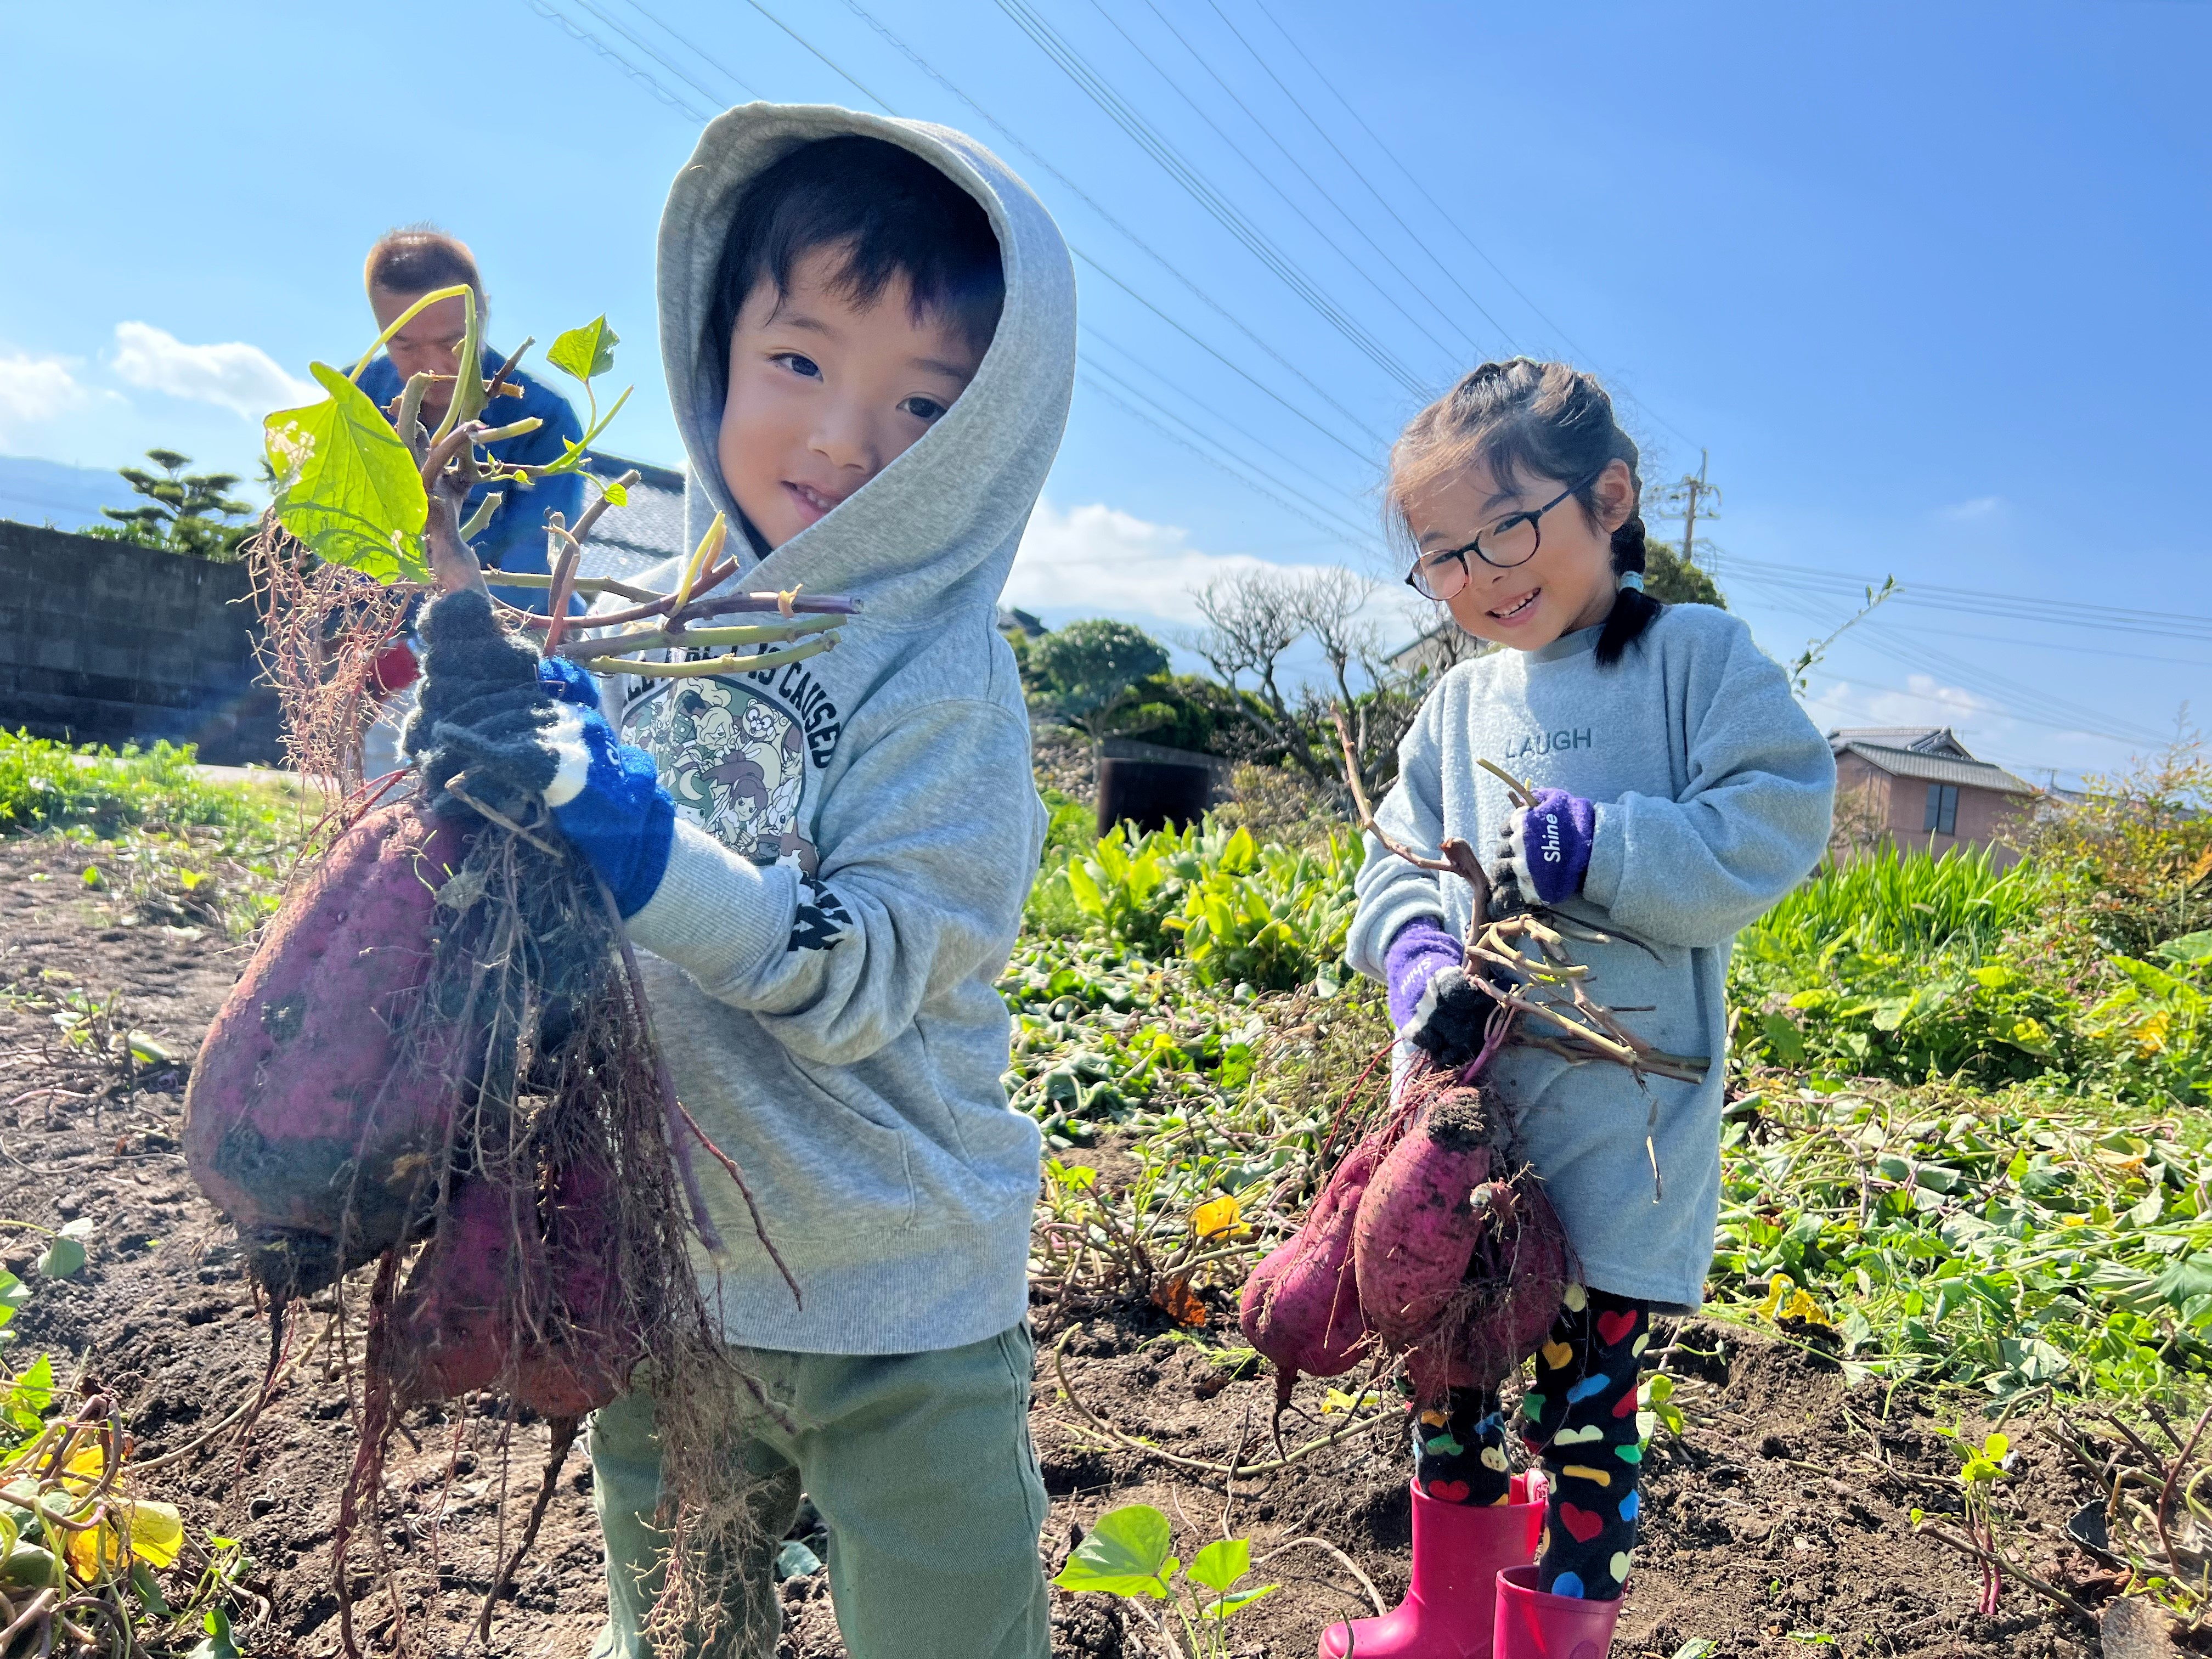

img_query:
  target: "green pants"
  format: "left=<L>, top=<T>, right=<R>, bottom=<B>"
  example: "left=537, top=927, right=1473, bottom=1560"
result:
left=587, top=1324, right=1051, bottom=1659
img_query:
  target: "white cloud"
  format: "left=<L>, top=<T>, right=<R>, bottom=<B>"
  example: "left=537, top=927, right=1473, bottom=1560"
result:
left=0, top=351, right=100, bottom=439
left=1800, top=670, right=2005, bottom=738
left=108, top=322, right=315, bottom=420
left=1006, top=498, right=1347, bottom=629
left=1937, top=495, right=2002, bottom=522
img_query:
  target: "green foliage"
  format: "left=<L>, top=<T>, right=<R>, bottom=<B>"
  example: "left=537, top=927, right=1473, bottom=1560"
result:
left=1643, top=538, right=1725, bottom=608
left=88, top=450, right=256, bottom=561
left=1028, top=619, right=1172, bottom=744
left=1708, top=1085, right=2212, bottom=1400
left=0, top=733, right=280, bottom=839
left=1053, top=1504, right=1274, bottom=1655
left=1050, top=819, right=1359, bottom=993
left=265, top=363, right=430, bottom=582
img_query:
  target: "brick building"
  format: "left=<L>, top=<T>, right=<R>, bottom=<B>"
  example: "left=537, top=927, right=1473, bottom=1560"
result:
left=1828, top=726, right=2038, bottom=861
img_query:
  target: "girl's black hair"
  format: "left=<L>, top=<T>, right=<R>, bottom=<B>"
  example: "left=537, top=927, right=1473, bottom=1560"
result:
left=1389, top=357, right=1662, bottom=667
left=704, top=135, right=1005, bottom=409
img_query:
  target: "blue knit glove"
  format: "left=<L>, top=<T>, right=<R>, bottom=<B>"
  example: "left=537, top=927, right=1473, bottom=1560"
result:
left=537, top=657, right=674, bottom=918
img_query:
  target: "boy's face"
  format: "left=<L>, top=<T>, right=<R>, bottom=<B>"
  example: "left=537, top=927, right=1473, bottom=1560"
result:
left=718, top=245, right=985, bottom=550
left=370, top=286, right=473, bottom=427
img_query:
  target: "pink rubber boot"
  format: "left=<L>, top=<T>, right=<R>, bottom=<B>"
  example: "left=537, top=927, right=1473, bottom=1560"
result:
left=1489, top=1565, right=1622, bottom=1659
left=1318, top=1474, right=1547, bottom=1658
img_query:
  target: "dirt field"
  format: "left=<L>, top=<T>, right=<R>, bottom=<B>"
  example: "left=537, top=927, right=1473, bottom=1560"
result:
left=0, top=831, right=2144, bottom=1657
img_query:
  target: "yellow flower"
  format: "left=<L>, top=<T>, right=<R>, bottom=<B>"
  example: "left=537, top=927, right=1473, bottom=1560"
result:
left=1192, top=1195, right=1248, bottom=1240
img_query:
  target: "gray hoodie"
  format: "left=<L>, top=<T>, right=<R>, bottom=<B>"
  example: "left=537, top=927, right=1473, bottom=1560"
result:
left=608, top=104, right=1072, bottom=1355
left=1346, top=607, right=1835, bottom=1311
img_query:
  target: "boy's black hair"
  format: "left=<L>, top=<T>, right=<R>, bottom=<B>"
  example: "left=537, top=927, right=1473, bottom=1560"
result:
left=1389, top=358, right=1662, bottom=668
left=705, top=135, right=1005, bottom=400
left=365, top=224, right=484, bottom=304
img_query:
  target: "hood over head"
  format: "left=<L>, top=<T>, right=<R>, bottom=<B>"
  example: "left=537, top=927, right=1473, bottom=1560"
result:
left=658, top=103, right=1075, bottom=623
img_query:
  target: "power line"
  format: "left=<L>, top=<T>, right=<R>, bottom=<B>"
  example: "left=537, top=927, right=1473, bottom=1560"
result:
left=1082, top=322, right=1381, bottom=524
left=527, top=0, right=714, bottom=120
left=1076, top=369, right=1372, bottom=552
left=1080, top=343, right=1380, bottom=543
left=562, top=0, right=744, bottom=109
left=1193, top=0, right=1521, bottom=349
left=1243, top=0, right=1702, bottom=452
left=610, top=0, right=762, bottom=99
left=994, top=0, right=1429, bottom=396
left=1724, top=553, right=2212, bottom=641
left=834, top=0, right=1390, bottom=452
left=1085, top=0, right=1472, bottom=364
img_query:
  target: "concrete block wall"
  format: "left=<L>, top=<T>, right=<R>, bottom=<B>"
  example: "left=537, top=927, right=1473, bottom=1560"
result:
left=0, top=520, right=282, bottom=765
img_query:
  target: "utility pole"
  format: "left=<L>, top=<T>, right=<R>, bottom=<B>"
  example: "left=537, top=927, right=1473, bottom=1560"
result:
left=1656, top=450, right=1723, bottom=577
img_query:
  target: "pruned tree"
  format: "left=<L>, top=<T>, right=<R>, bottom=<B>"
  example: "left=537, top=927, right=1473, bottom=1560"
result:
left=1029, top=618, right=1172, bottom=747
left=97, top=448, right=258, bottom=560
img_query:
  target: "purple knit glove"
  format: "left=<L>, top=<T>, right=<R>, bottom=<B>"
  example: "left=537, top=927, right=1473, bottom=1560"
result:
left=1489, top=788, right=1597, bottom=916
left=1384, top=917, right=1463, bottom=1029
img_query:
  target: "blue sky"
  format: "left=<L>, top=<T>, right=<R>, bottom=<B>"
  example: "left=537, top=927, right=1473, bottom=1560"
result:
left=3, top=1, right=2204, bottom=786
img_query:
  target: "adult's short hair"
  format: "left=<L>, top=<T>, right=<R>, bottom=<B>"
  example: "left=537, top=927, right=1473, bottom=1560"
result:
left=704, top=136, right=1004, bottom=400
left=364, top=225, right=484, bottom=304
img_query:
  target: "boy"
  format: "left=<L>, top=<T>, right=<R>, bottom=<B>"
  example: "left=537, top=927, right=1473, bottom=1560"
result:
left=409, top=108, right=1075, bottom=1657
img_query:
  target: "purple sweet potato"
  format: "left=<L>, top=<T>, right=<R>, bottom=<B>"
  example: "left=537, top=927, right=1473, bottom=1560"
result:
left=1240, top=1132, right=1384, bottom=1398
left=387, top=1157, right=644, bottom=1418
left=1352, top=1091, right=1495, bottom=1349
left=183, top=802, right=474, bottom=1295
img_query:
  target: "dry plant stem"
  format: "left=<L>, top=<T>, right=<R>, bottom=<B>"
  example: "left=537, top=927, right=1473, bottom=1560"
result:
left=568, top=469, right=642, bottom=550
left=599, top=634, right=840, bottom=681
left=557, top=613, right=845, bottom=661
left=1050, top=1329, right=1385, bottom=1477
left=1331, top=708, right=1492, bottom=921
left=543, top=517, right=580, bottom=654
left=476, top=1415, right=582, bottom=1641
left=674, top=1099, right=800, bottom=1310
left=1255, top=1537, right=1386, bottom=1620
left=1914, top=1523, right=2094, bottom=1623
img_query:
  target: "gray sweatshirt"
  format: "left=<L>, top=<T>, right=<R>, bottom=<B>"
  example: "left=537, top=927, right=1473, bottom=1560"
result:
left=606, top=104, right=1073, bottom=1354
left=1346, top=607, right=1836, bottom=1310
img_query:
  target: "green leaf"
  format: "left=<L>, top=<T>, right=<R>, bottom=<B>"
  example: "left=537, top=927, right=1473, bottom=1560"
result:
left=131, top=1560, right=171, bottom=1614
left=188, top=1606, right=241, bottom=1659
left=547, top=317, right=619, bottom=383
left=35, top=1235, right=84, bottom=1280
left=0, top=1274, right=29, bottom=1331
left=1200, top=1583, right=1277, bottom=1620
left=6, top=1355, right=53, bottom=1436
left=264, top=363, right=429, bottom=583
left=600, top=481, right=629, bottom=507
left=2157, top=930, right=2212, bottom=966
left=1052, top=1505, right=1173, bottom=1599
left=1188, top=1537, right=1250, bottom=1594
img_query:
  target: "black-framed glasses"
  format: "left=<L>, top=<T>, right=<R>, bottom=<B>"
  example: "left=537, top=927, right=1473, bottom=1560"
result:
left=1403, top=471, right=1602, bottom=602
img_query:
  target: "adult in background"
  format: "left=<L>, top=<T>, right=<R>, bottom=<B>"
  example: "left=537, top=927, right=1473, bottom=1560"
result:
left=355, top=227, right=585, bottom=776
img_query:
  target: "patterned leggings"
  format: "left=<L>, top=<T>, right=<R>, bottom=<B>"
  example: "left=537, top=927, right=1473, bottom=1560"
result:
left=1409, top=1286, right=1650, bottom=1601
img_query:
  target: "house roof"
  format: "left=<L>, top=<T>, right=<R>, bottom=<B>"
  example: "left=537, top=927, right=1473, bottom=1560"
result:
left=1829, top=725, right=1974, bottom=759
left=575, top=452, right=687, bottom=583
left=1835, top=741, right=2036, bottom=796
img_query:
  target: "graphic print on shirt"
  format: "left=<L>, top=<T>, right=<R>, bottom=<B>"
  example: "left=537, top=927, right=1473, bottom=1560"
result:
left=622, top=661, right=854, bottom=952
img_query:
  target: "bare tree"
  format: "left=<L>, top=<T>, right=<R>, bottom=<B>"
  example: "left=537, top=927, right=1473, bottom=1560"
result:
left=1188, top=571, right=1332, bottom=787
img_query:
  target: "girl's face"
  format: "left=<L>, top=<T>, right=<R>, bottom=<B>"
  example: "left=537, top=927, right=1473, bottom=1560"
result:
left=1402, top=456, right=1635, bottom=651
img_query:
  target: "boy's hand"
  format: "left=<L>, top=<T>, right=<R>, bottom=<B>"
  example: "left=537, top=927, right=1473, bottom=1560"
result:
left=1488, top=788, right=1596, bottom=918
left=404, top=591, right=674, bottom=917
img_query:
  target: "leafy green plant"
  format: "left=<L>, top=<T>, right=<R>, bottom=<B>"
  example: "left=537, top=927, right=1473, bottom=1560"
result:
left=1026, top=619, right=1171, bottom=746
left=1053, top=1505, right=1275, bottom=1657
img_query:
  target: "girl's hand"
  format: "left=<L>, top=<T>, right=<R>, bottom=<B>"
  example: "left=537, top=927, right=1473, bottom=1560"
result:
left=1488, top=788, right=1596, bottom=917
left=1385, top=917, right=1497, bottom=1068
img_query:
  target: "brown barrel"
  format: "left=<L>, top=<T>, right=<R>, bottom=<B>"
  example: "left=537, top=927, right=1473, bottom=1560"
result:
left=1096, top=757, right=1211, bottom=836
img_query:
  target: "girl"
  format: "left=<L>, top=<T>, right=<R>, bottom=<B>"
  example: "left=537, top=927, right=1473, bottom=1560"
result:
left=1328, top=359, right=1835, bottom=1659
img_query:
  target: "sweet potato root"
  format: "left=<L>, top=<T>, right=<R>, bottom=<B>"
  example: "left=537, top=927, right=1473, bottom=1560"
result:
left=183, top=802, right=475, bottom=1299
left=1352, top=1090, right=1494, bottom=1349
left=1239, top=1132, right=1384, bottom=1406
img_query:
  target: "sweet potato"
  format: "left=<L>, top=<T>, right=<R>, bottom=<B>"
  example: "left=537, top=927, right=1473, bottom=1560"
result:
left=1352, top=1090, right=1495, bottom=1350
left=183, top=802, right=475, bottom=1297
left=1240, top=1132, right=1383, bottom=1402
left=387, top=1156, right=644, bottom=1418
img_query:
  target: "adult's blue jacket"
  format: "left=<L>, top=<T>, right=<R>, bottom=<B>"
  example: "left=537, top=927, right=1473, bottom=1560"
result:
left=356, top=347, right=586, bottom=614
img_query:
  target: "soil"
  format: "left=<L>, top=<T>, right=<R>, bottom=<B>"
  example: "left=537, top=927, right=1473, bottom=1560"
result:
left=0, top=831, right=2154, bottom=1657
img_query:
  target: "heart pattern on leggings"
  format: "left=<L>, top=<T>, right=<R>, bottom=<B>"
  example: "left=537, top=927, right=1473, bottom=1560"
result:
left=1551, top=1424, right=1603, bottom=1446
left=1425, top=1479, right=1469, bottom=1502
left=1596, top=1308, right=1640, bottom=1346
left=1559, top=1503, right=1605, bottom=1543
